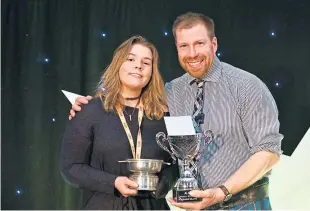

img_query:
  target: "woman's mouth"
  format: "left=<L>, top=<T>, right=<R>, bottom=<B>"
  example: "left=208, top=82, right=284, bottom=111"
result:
left=129, top=73, right=142, bottom=78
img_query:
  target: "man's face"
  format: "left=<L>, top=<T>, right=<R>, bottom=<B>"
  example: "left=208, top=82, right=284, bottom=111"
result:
left=175, top=24, right=218, bottom=79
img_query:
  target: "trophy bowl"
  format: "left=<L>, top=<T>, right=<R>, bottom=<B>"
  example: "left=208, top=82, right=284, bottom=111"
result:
left=126, top=159, right=167, bottom=173
left=119, top=159, right=170, bottom=191
left=156, top=131, right=213, bottom=202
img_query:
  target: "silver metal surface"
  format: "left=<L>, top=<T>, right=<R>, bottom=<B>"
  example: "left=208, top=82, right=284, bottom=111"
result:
left=118, top=159, right=170, bottom=191
left=126, top=159, right=163, bottom=173
left=156, top=132, right=210, bottom=194
left=129, top=173, right=159, bottom=191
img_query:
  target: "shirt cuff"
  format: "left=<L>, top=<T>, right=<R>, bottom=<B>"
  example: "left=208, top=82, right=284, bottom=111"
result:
left=250, top=141, right=283, bottom=156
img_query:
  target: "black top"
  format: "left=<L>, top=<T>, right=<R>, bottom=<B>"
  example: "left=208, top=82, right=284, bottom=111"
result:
left=60, top=97, right=179, bottom=210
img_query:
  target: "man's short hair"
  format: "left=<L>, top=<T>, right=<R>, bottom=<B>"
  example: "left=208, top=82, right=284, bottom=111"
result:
left=172, top=12, right=215, bottom=39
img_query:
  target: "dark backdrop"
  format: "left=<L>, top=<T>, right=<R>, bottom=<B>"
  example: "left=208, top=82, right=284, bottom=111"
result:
left=2, top=0, right=310, bottom=209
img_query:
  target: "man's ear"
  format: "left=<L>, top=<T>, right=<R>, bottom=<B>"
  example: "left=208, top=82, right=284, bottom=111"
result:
left=212, top=36, right=218, bottom=54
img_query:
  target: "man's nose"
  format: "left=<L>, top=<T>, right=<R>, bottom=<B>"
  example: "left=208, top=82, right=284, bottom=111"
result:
left=188, top=46, right=198, bottom=58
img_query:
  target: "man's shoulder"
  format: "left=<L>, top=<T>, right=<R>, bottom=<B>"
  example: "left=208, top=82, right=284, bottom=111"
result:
left=221, top=62, right=264, bottom=88
left=165, top=73, right=189, bottom=90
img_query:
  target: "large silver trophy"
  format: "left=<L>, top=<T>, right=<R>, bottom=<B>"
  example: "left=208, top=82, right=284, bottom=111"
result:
left=156, top=131, right=213, bottom=202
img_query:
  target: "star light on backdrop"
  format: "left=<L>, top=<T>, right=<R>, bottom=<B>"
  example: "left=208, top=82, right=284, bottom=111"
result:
left=270, top=31, right=276, bottom=37
left=36, top=53, right=50, bottom=63
left=275, top=81, right=281, bottom=88
left=15, top=189, right=24, bottom=196
left=61, top=90, right=310, bottom=210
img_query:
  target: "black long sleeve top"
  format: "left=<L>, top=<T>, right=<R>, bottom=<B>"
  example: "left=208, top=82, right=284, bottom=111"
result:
left=60, top=97, right=178, bottom=210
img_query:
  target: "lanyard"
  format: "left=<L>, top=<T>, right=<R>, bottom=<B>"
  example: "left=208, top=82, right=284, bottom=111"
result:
left=116, top=100, right=144, bottom=159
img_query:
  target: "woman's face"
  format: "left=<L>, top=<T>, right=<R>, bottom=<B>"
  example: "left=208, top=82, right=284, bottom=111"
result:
left=119, top=44, right=153, bottom=93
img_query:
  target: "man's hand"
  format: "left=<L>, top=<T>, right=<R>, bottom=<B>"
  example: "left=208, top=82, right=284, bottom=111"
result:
left=69, top=96, right=93, bottom=120
left=167, top=188, right=225, bottom=210
left=114, top=176, right=139, bottom=198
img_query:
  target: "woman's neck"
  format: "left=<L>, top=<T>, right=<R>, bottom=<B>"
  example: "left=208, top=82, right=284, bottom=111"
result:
left=121, top=88, right=141, bottom=107
left=124, top=99, right=140, bottom=107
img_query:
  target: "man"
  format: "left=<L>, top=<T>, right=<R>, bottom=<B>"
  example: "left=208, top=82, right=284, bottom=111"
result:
left=68, top=12, right=283, bottom=210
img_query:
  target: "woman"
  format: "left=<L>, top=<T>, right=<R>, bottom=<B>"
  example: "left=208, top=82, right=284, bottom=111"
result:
left=60, top=35, right=179, bottom=210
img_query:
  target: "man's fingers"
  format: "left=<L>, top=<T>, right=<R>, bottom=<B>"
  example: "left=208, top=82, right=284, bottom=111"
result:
left=167, top=198, right=200, bottom=210
left=167, top=198, right=176, bottom=204
left=189, top=190, right=210, bottom=198
left=72, top=104, right=81, bottom=111
left=69, top=109, right=75, bottom=120
left=70, top=109, right=76, bottom=117
left=76, top=96, right=89, bottom=104
left=86, top=95, right=93, bottom=100
left=167, top=197, right=208, bottom=210
left=171, top=202, right=200, bottom=210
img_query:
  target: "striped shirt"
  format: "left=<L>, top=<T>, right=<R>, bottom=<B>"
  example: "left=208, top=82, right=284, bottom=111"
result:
left=165, top=56, right=283, bottom=189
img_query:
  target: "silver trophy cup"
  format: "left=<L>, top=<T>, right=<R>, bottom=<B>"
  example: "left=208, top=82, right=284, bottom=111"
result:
left=119, top=159, right=170, bottom=191
left=156, top=131, right=212, bottom=202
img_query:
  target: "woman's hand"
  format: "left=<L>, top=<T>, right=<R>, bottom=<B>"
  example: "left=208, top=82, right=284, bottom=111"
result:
left=114, top=176, right=139, bottom=197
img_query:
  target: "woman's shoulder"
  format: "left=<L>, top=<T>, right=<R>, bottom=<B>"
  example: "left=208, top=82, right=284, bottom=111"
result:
left=78, top=96, right=105, bottom=115
left=82, top=96, right=101, bottom=107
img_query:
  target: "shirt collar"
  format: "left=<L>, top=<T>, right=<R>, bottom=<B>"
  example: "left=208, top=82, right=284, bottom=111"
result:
left=187, top=56, right=222, bottom=85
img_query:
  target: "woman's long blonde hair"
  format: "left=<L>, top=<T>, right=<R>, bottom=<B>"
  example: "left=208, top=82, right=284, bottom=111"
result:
left=95, top=35, right=167, bottom=120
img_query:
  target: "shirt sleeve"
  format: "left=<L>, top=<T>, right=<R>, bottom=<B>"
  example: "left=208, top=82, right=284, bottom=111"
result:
left=59, top=101, right=118, bottom=194
left=240, top=77, right=284, bottom=155
left=165, top=82, right=176, bottom=115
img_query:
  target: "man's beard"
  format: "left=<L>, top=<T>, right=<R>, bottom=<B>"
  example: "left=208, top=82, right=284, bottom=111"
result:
left=181, top=55, right=214, bottom=78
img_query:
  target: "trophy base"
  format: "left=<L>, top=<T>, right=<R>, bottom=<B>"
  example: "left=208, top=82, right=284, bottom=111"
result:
left=129, top=173, right=158, bottom=191
left=173, top=188, right=202, bottom=202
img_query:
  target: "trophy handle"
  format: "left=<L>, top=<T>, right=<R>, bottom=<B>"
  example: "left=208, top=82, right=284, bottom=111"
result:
left=156, top=132, right=177, bottom=162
